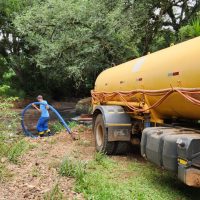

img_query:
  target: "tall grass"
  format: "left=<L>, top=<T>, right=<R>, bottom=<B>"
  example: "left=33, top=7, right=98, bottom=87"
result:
left=59, top=158, right=86, bottom=181
left=0, top=97, right=31, bottom=182
left=8, top=140, right=29, bottom=163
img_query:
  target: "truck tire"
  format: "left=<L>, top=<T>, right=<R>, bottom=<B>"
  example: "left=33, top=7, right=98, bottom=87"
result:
left=114, top=142, right=132, bottom=155
left=94, top=114, right=115, bottom=154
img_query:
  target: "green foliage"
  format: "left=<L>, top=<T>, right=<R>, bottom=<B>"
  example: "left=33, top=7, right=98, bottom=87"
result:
left=179, top=17, right=200, bottom=41
left=14, top=0, right=140, bottom=97
left=0, top=85, right=10, bottom=96
left=50, top=122, right=64, bottom=133
left=44, top=184, right=64, bottom=200
left=0, top=97, right=30, bottom=162
left=0, top=97, right=19, bottom=135
left=0, top=0, right=37, bottom=96
left=0, top=0, right=199, bottom=98
left=68, top=121, right=78, bottom=129
left=0, top=84, right=25, bottom=98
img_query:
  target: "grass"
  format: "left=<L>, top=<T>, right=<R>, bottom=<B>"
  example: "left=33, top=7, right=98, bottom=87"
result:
left=59, top=152, right=200, bottom=200
left=7, top=140, right=30, bottom=164
left=76, top=139, right=91, bottom=147
left=68, top=121, right=79, bottom=129
left=0, top=97, right=32, bottom=182
left=44, top=184, right=64, bottom=200
left=31, top=166, right=41, bottom=178
left=50, top=122, right=65, bottom=133
left=0, top=136, right=31, bottom=164
left=59, top=158, right=86, bottom=181
left=48, top=160, right=60, bottom=170
left=0, top=163, right=12, bottom=182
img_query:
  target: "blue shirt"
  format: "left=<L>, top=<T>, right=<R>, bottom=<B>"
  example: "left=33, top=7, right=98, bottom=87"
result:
left=40, top=100, right=49, bottom=118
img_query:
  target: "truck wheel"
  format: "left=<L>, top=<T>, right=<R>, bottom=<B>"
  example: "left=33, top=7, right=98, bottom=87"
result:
left=114, top=142, right=132, bottom=155
left=94, top=114, right=115, bottom=154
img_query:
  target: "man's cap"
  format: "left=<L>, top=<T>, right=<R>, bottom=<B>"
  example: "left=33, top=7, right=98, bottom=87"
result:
left=37, top=95, right=43, bottom=100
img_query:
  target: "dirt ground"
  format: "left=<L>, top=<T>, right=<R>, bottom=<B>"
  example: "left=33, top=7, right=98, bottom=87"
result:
left=0, top=127, right=94, bottom=200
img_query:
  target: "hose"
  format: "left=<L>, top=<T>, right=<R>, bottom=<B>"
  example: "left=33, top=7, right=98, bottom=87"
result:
left=21, top=102, right=71, bottom=137
left=91, top=87, right=200, bottom=113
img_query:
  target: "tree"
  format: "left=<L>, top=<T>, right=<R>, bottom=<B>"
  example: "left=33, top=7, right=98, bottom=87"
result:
left=0, top=0, right=43, bottom=96
left=1, top=0, right=199, bottom=98
left=14, top=0, right=140, bottom=97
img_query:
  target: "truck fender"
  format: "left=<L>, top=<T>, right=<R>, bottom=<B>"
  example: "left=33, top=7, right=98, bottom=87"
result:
left=93, top=105, right=131, bottom=142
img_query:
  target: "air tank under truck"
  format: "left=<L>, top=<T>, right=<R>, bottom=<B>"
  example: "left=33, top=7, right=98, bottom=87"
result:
left=91, top=37, right=200, bottom=187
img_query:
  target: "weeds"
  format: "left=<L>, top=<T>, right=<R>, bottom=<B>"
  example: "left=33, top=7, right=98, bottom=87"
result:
left=94, top=152, right=115, bottom=168
left=59, top=158, right=86, bottom=182
left=7, top=140, right=29, bottom=164
left=50, top=122, right=64, bottom=133
left=0, top=163, right=12, bottom=182
left=0, top=97, right=26, bottom=164
left=44, top=184, right=64, bottom=200
left=68, top=121, right=78, bottom=129
left=76, top=139, right=91, bottom=147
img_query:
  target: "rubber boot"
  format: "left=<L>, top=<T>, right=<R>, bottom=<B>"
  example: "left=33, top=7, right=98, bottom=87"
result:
left=38, top=131, right=44, bottom=137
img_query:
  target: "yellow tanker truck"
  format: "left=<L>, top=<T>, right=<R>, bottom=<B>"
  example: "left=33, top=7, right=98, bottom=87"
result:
left=91, top=37, right=200, bottom=187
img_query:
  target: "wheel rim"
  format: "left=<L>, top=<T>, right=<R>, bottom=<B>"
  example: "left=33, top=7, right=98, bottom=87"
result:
left=96, top=123, right=103, bottom=147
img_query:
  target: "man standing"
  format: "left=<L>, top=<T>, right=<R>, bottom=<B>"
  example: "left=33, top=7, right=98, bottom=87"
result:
left=32, top=95, right=51, bottom=137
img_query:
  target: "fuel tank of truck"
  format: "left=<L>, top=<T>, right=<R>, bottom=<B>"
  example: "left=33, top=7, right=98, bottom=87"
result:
left=94, top=37, right=200, bottom=121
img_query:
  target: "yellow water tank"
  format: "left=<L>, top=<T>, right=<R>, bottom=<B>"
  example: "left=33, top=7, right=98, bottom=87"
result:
left=93, top=37, right=200, bottom=122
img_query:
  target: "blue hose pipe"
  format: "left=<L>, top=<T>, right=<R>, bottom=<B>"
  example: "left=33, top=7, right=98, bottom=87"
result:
left=21, top=102, right=71, bottom=137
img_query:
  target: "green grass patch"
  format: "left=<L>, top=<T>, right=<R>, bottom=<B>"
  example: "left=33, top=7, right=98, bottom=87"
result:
left=68, top=121, right=79, bottom=129
left=7, top=140, right=30, bottom=164
left=59, top=152, right=200, bottom=200
left=59, top=158, right=86, bottom=181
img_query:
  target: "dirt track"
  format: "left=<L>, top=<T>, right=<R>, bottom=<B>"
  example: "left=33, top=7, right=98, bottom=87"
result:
left=0, top=126, right=94, bottom=200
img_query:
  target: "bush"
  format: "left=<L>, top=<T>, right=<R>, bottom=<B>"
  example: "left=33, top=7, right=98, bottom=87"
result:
left=0, top=84, right=25, bottom=98
left=179, top=17, right=200, bottom=41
